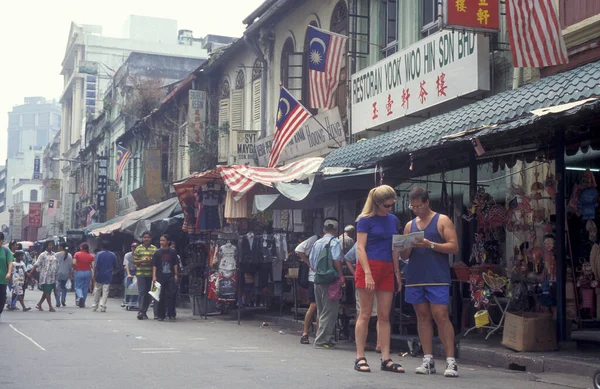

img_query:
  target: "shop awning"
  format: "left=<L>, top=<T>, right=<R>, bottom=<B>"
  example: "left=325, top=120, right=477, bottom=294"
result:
left=90, top=197, right=180, bottom=239
left=322, top=60, right=600, bottom=169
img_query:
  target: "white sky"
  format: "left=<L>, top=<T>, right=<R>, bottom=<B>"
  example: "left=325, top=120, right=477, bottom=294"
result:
left=0, top=0, right=265, bottom=163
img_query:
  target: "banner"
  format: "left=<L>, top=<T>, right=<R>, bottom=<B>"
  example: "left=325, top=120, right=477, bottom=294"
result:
left=97, top=157, right=108, bottom=211
left=188, top=90, right=207, bottom=143
left=144, top=149, right=164, bottom=201
left=12, top=204, right=23, bottom=240
left=29, top=203, right=43, bottom=227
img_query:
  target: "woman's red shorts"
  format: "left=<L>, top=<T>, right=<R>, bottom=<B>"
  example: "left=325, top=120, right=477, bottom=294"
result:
left=355, top=259, right=395, bottom=291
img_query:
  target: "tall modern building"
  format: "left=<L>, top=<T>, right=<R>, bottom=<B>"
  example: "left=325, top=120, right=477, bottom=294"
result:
left=6, top=97, right=61, bottom=158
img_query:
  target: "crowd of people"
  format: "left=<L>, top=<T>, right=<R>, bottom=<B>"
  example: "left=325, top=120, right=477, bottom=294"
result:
left=0, top=231, right=181, bottom=323
left=295, top=185, right=460, bottom=378
left=1, top=185, right=460, bottom=378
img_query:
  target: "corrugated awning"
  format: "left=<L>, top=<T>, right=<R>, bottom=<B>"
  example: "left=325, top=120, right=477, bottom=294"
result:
left=90, top=197, right=179, bottom=239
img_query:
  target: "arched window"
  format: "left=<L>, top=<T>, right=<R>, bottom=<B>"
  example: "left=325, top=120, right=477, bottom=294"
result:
left=281, top=37, right=302, bottom=100
left=231, top=70, right=245, bottom=131
left=330, top=1, right=349, bottom=123
left=30, top=189, right=38, bottom=202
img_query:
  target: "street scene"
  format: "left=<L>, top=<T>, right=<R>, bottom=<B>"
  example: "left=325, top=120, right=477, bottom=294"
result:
left=1, top=0, right=600, bottom=388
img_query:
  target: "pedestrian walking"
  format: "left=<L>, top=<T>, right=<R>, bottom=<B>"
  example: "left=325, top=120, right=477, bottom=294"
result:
left=134, top=231, right=157, bottom=320
left=54, top=243, right=73, bottom=307
left=0, top=232, right=14, bottom=320
left=400, top=187, right=459, bottom=377
left=354, top=185, right=404, bottom=374
left=169, top=241, right=182, bottom=318
left=310, top=218, right=345, bottom=349
left=152, top=235, right=179, bottom=321
left=296, top=234, right=319, bottom=344
left=92, top=241, right=119, bottom=312
left=29, top=240, right=59, bottom=312
left=122, top=242, right=138, bottom=307
left=10, top=251, right=31, bottom=312
left=73, top=243, right=94, bottom=308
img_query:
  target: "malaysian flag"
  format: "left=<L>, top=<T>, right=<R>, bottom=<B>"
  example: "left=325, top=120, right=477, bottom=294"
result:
left=115, top=145, right=132, bottom=182
left=86, top=205, right=96, bottom=226
left=268, top=86, right=311, bottom=168
left=506, top=0, right=568, bottom=68
left=47, top=199, right=57, bottom=217
left=307, top=25, right=347, bottom=109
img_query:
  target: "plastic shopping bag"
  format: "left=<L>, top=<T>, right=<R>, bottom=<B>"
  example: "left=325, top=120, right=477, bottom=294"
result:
left=148, top=281, right=161, bottom=301
left=65, top=279, right=72, bottom=290
left=328, top=278, right=344, bottom=301
left=128, top=277, right=138, bottom=290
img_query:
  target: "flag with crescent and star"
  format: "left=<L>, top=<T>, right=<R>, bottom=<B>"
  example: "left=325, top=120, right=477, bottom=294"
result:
left=115, top=144, right=132, bottom=182
left=307, top=25, right=348, bottom=109
left=268, top=86, right=311, bottom=168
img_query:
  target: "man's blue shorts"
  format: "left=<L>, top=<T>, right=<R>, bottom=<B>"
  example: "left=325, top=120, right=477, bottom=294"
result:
left=405, top=285, right=450, bottom=305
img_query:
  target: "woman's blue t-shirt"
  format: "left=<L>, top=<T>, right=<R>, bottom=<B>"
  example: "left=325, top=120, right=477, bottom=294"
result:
left=356, top=214, right=399, bottom=262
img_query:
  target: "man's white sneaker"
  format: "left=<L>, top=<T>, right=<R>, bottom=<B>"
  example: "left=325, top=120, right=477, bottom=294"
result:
left=415, top=358, right=436, bottom=374
left=444, top=360, right=459, bottom=377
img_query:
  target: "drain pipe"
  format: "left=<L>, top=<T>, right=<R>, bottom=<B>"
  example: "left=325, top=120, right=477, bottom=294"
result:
left=244, top=34, right=268, bottom=138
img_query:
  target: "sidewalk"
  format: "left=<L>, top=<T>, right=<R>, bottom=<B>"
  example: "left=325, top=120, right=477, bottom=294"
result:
left=195, top=307, right=600, bottom=379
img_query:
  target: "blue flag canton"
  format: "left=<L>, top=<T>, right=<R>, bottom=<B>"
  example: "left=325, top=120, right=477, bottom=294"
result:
left=307, top=27, right=331, bottom=73
left=276, top=88, right=301, bottom=128
left=116, top=145, right=127, bottom=164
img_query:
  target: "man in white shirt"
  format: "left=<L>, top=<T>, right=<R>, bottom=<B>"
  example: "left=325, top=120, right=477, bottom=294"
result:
left=295, top=234, right=319, bottom=345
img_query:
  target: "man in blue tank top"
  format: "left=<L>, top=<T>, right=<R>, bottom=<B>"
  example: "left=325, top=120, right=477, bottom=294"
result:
left=400, top=187, right=459, bottom=378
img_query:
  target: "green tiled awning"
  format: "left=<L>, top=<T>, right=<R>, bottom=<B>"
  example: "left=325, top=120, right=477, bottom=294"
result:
left=323, top=60, right=600, bottom=168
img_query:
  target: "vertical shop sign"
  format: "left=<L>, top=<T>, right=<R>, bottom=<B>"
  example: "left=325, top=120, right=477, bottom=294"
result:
left=97, top=156, right=108, bottom=211
left=28, top=202, right=43, bottom=227
left=33, top=157, right=41, bottom=179
left=188, top=90, right=207, bottom=144
left=144, top=149, right=164, bottom=201
left=12, top=204, right=23, bottom=240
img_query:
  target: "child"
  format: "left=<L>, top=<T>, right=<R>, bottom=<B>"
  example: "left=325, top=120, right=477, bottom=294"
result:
left=11, top=251, right=31, bottom=311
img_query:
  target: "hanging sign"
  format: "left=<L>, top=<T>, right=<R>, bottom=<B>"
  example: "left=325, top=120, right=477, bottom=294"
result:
left=33, top=157, right=41, bottom=180
left=444, top=0, right=500, bottom=32
left=97, top=156, right=108, bottom=211
left=188, top=90, right=207, bottom=143
left=351, top=30, right=489, bottom=135
left=235, top=132, right=258, bottom=165
left=28, top=202, right=43, bottom=227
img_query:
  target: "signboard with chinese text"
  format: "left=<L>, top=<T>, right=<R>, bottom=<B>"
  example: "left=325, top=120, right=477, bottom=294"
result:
left=144, top=149, right=164, bottom=202
left=188, top=90, right=207, bottom=143
left=444, top=0, right=500, bottom=32
left=28, top=202, right=43, bottom=227
left=97, top=156, right=108, bottom=211
left=255, top=107, right=346, bottom=167
left=64, top=196, right=73, bottom=230
left=235, top=132, right=258, bottom=165
left=33, top=157, right=41, bottom=180
left=12, top=204, right=23, bottom=240
left=351, top=30, right=489, bottom=135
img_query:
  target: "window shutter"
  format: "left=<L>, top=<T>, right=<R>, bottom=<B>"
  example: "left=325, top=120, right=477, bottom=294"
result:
left=252, top=78, right=261, bottom=131
left=218, top=99, right=230, bottom=128
left=230, top=89, right=244, bottom=131
left=218, top=98, right=230, bottom=163
left=288, top=52, right=303, bottom=101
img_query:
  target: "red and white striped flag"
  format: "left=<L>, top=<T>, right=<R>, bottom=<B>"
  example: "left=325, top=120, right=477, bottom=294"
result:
left=307, top=25, right=347, bottom=109
left=268, top=86, right=311, bottom=168
left=115, top=145, right=132, bottom=182
left=506, top=0, right=568, bottom=68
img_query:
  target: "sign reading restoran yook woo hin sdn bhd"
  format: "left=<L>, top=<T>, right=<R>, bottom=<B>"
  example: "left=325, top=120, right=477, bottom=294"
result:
left=351, top=30, right=489, bottom=135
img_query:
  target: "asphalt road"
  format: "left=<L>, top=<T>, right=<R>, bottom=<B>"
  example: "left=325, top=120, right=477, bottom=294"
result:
left=0, top=292, right=594, bottom=389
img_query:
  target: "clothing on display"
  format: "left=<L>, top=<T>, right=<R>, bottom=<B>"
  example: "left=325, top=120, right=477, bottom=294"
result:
left=272, top=233, right=288, bottom=282
left=196, top=182, right=225, bottom=231
left=218, top=242, right=238, bottom=278
left=224, top=189, right=249, bottom=219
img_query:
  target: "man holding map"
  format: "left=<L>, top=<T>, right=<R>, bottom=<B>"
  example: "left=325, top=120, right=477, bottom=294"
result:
left=399, top=187, right=459, bottom=378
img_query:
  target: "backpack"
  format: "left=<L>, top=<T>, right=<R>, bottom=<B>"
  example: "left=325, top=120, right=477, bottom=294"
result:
left=313, top=238, right=339, bottom=285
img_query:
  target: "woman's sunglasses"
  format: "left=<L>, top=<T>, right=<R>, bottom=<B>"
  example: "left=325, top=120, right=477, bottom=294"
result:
left=381, top=201, right=395, bottom=209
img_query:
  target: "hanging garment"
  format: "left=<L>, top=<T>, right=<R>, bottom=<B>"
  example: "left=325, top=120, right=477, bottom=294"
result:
left=272, top=233, right=288, bottom=282
left=198, top=182, right=224, bottom=231
left=259, top=234, right=277, bottom=263
left=224, top=189, right=248, bottom=219
left=240, top=233, right=262, bottom=272
left=218, top=242, right=237, bottom=278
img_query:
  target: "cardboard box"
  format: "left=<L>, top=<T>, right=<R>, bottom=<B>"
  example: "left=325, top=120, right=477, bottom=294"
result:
left=501, top=312, right=557, bottom=352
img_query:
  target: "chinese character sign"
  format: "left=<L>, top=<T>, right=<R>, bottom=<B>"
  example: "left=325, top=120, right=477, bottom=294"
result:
left=28, top=202, right=43, bottom=227
left=97, top=156, right=108, bottom=211
left=351, top=30, right=489, bottom=135
left=188, top=90, right=207, bottom=144
left=33, top=157, right=41, bottom=180
left=445, top=0, right=500, bottom=32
